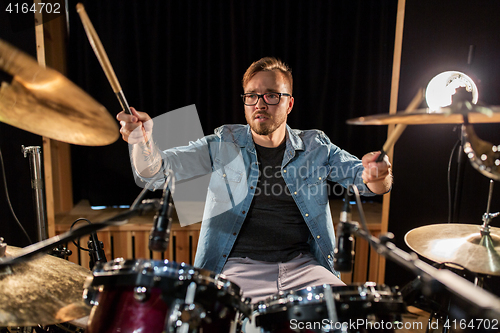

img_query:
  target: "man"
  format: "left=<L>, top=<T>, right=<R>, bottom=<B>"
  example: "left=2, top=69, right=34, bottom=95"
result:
left=117, top=57, right=392, bottom=303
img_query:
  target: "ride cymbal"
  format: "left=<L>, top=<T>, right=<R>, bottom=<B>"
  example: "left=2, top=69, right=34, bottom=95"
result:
left=347, top=106, right=500, bottom=125
left=0, top=39, right=118, bottom=146
left=405, top=224, right=500, bottom=276
left=0, top=245, right=91, bottom=327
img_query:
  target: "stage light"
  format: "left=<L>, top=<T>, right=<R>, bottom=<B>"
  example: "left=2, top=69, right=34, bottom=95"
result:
left=425, top=71, right=478, bottom=111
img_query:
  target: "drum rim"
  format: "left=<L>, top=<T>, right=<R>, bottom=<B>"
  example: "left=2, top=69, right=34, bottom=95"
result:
left=92, top=258, right=226, bottom=285
left=85, top=258, right=251, bottom=313
left=256, top=283, right=404, bottom=313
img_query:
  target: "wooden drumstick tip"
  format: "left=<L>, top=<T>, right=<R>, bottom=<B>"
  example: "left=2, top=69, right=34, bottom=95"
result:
left=76, top=3, right=84, bottom=12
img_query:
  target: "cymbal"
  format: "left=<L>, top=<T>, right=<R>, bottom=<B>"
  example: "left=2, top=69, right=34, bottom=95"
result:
left=347, top=106, right=500, bottom=125
left=0, top=39, right=118, bottom=146
left=0, top=245, right=91, bottom=326
left=405, top=224, right=500, bottom=276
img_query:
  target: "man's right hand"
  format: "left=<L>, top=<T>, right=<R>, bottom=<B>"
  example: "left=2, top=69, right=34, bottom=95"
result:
left=116, top=107, right=153, bottom=144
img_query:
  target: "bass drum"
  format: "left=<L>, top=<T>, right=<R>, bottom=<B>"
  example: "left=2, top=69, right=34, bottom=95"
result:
left=254, top=283, right=406, bottom=333
left=83, top=258, right=251, bottom=333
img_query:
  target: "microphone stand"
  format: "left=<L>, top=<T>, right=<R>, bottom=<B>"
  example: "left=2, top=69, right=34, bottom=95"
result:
left=347, top=185, right=500, bottom=324
left=351, top=224, right=500, bottom=320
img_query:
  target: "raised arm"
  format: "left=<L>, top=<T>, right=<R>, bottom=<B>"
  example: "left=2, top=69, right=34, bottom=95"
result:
left=116, top=107, right=162, bottom=178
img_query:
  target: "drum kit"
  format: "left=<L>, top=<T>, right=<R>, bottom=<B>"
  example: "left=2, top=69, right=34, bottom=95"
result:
left=2, top=3, right=500, bottom=332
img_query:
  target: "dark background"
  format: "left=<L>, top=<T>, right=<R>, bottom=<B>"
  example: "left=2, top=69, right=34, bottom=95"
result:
left=65, top=0, right=396, bottom=207
left=0, top=0, right=397, bottom=246
left=1, top=0, right=500, bottom=296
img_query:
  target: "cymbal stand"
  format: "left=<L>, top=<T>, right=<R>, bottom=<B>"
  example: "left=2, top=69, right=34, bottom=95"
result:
left=476, top=179, right=500, bottom=287
left=22, top=146, right=47, bottom=242
left=481, top=179, right=498, bottom=234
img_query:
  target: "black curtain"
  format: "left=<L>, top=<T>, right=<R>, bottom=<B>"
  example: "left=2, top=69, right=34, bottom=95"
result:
left=66, top=0, right=398, bottom=206
left=0, top=6, right=41, bottom=247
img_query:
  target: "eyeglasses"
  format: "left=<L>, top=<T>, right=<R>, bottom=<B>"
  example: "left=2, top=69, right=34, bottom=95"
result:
left=241, top=92, right=292, bottom=106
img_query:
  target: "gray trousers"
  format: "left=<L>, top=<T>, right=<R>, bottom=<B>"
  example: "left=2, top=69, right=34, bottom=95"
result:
left=222, top=252, right=345, bottom=304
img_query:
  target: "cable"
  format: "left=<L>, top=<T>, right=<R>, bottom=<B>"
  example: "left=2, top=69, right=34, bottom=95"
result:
left=447, top=138, right=461, bottom=224
left=0, top=147, right=32, bottom=244
left=70, top=218, right=93, bottom=252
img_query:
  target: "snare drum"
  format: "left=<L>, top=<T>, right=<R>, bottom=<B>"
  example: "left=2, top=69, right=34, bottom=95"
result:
left=83, top=258, right=251, bottom=333
left=255, top=283, right=406, bottom=333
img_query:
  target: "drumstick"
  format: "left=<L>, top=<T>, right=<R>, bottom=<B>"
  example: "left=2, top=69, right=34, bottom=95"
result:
left=375, top=89, right=424, bottom=162
left=76, top=3, right=150, bottom=146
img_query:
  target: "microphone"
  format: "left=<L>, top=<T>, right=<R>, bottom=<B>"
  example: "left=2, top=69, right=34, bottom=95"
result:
left=149, top=183, right=174, bottom=252
left=88, top=232, right=107, bottom=270
left=333, top=188, right=355, bottom=272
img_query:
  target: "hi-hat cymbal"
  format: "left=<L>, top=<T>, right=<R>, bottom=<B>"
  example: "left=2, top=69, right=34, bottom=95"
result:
left=347, top=106, right=500, bottom=125
left=0, top=245, right=91, bottom=326
left=405, top=224, right=500, bottom=276
left=0, top=39, right=118, bottom=146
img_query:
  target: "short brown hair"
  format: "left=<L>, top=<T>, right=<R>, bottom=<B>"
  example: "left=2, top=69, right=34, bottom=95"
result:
left=242, top=57, right=293, bottom=94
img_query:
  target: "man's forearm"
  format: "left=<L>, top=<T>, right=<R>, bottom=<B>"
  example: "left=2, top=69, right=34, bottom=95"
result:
left=131, top=140, right=162, bottom=178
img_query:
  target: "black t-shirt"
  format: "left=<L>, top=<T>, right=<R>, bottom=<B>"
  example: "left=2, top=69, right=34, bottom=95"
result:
left=229, top=141, right=311, bottom=262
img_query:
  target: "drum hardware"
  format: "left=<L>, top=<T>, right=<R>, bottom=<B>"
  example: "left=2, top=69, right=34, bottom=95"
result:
left=19, top=144, right=74, bottom=259
left=82, top=276, right=98, bottom=307
left=134, top=286, right=150, bottom=302
left=0, top=39, right=118, bottom=146
left=168, top=299, right=208, bottom=333
left=22, top=146, right=47, bottom=242
left=166, top=282, right=209, bottom=333
left=48, top=244, right=73, bottom=261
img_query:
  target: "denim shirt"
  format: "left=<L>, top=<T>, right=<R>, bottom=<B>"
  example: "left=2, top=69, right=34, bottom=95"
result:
left=137, top=124, right=374, bottom=276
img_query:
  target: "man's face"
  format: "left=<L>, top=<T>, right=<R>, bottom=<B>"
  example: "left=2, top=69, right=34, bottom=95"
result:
left=244, top=70, right=294, bottom=136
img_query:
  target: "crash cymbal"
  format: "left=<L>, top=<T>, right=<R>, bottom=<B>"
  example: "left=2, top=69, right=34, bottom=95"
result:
left=0, top=39, right=118, bottom=146
left=0, top=245, right=91, bottom=326
left=347, top=105, right=500, bottom=125
left=405, top=224, right=500, bottom=276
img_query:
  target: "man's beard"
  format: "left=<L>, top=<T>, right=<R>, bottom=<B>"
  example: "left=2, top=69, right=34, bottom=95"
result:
left=246, top=112, right=287, bottom=136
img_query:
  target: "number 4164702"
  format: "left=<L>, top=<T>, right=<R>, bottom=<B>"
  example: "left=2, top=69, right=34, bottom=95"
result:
left=5, top=2, right=61, bottom=14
